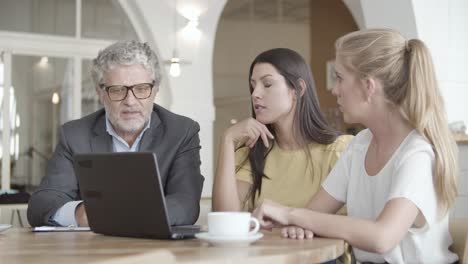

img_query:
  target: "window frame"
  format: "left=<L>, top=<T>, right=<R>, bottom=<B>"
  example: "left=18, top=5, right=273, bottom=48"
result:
left=0, top=0, right=138, bottom=190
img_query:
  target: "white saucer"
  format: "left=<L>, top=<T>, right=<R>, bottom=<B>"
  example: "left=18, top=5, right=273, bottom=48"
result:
left=195, top=232, right=263, bottom=247
left=0, top=224, right=12, bottom=232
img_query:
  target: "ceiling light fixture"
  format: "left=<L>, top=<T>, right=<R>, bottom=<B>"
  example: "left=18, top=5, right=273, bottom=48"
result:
left=165, top=0, right=191, bottom=78
left=51, top=92, right=60, bottom=105
left=182, top=17, right=201, bottom=42
left=168, top=50, right=182, bottom=77
left=180, top=5, right=202, bottom=42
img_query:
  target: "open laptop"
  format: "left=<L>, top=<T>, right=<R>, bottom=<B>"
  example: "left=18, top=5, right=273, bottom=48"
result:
left=73, top=152, right=200, bottom=239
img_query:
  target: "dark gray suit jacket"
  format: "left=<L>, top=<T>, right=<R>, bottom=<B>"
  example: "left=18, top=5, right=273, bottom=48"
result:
left=27, top=104, right=204, bottom=227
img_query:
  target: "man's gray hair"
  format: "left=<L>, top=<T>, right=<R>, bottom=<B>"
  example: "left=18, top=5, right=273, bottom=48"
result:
left=91, top=40, right=162, bottom=87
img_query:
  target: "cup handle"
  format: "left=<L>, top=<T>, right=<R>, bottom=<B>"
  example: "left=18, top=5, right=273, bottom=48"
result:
left=248, top=217, right=260, bottom=235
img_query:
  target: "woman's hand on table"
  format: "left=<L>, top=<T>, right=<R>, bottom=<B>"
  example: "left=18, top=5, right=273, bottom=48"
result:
left=281, top=226, right=314, bottom=239
left=252, top=199, right=291, bottom=230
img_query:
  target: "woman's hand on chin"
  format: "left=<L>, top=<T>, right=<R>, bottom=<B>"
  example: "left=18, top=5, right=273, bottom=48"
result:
left=223, top=117, right=274, bottom=148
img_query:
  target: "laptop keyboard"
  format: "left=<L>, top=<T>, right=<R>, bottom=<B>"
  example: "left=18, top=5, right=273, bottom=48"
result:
left=172, top=225, right=200, bottom=234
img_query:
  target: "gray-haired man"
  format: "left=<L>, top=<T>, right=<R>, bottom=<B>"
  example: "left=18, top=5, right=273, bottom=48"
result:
left=27, top=41, right=204, bottom=227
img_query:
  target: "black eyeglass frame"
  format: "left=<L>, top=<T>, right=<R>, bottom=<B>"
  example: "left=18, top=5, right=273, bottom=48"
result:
left=100, top=81, right=156, bottom=101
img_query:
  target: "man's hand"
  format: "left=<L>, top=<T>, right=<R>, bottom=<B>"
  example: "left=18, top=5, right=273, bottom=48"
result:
left=75, top=203, right=89, bottom=227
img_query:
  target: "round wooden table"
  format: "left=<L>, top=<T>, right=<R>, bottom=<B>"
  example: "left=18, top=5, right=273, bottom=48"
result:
left=0, top=228, right=345, bottom=263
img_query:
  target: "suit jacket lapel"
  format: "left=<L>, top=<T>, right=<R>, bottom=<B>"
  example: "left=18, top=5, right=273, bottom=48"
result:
left=140, top=107, right=162, bottom=152
left=91, top=114, right=113, bottom=153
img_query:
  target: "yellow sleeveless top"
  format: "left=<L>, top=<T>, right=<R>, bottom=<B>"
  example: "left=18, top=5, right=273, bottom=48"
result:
left=235, top=135, right=353, bottom=211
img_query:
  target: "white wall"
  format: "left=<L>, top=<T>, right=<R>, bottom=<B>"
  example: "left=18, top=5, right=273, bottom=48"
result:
left=360, top=0, right=418, bottom=38
left=342, top=0, right=365, bottom=29
left=412, top=0, right=468, bottom=125
left=346, top=0, right=468, bottom=125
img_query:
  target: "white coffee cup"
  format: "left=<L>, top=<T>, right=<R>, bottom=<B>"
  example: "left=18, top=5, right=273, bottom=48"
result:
left=207, top=212, right=260, bottom=237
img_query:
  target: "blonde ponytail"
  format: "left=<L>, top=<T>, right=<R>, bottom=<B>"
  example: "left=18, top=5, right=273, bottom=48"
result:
left=404, top=39, right=458, bottom=216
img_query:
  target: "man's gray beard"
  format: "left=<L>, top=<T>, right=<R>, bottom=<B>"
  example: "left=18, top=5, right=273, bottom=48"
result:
left=114, top=119, right=147, bottom=134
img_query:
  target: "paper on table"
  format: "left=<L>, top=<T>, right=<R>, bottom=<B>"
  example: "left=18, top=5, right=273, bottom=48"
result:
left=32, top=226, right=91, bottom=232
left=0, top=224, right=12, bottom=232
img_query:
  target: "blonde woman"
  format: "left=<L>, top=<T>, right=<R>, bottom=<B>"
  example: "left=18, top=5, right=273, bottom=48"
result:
left=252, top=29, right=459, bottom=263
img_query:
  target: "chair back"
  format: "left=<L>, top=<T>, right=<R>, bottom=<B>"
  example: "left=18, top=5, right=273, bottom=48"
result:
left=449, top=218, right=468, bottom=263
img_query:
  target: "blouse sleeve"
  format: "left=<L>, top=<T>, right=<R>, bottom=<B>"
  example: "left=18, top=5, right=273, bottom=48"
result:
left=387, top=148, right=438, bottom=231
left=322, top=138, right=355, bottom=203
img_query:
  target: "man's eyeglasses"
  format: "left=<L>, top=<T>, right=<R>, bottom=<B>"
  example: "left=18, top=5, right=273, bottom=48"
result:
left=100, top=81, right=155, bottom=101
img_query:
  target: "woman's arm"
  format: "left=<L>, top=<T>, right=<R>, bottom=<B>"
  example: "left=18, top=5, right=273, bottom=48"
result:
left=292, top=198, right=419, bottom=253
left=278, top=188, right=343, bottom=239
left=256, top=197, right=420, bottom=254
left=212, top=135, right=250, bottom=211
left=305, top=188, right=344, bottom=214
left=212, top=118, right=273, bottom=212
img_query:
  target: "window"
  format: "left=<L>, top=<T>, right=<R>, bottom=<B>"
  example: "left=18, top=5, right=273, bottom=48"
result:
left=0, top=62, right=20, bottom=161
left=0, top=0, right=76, bottom=36
left=0, top=0, right=139, bottom=191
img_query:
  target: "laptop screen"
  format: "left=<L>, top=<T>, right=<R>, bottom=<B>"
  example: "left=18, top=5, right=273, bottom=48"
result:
left=73, top=152, right=179, bottom=239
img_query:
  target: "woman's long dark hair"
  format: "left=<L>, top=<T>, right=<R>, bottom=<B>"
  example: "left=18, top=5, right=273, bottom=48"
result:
left=239, top=48, right=340, bottom=208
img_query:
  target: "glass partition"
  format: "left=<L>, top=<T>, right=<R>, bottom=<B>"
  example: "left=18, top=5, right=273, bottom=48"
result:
left=0, top=0, right=139, bottom=192
left=82, top=0, right=138, bottom=40
left=81, top=59, right=102, bottom=116
left=8, top=55, right=73, bottom=189
left=0, top=0, right=75, bottom=36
